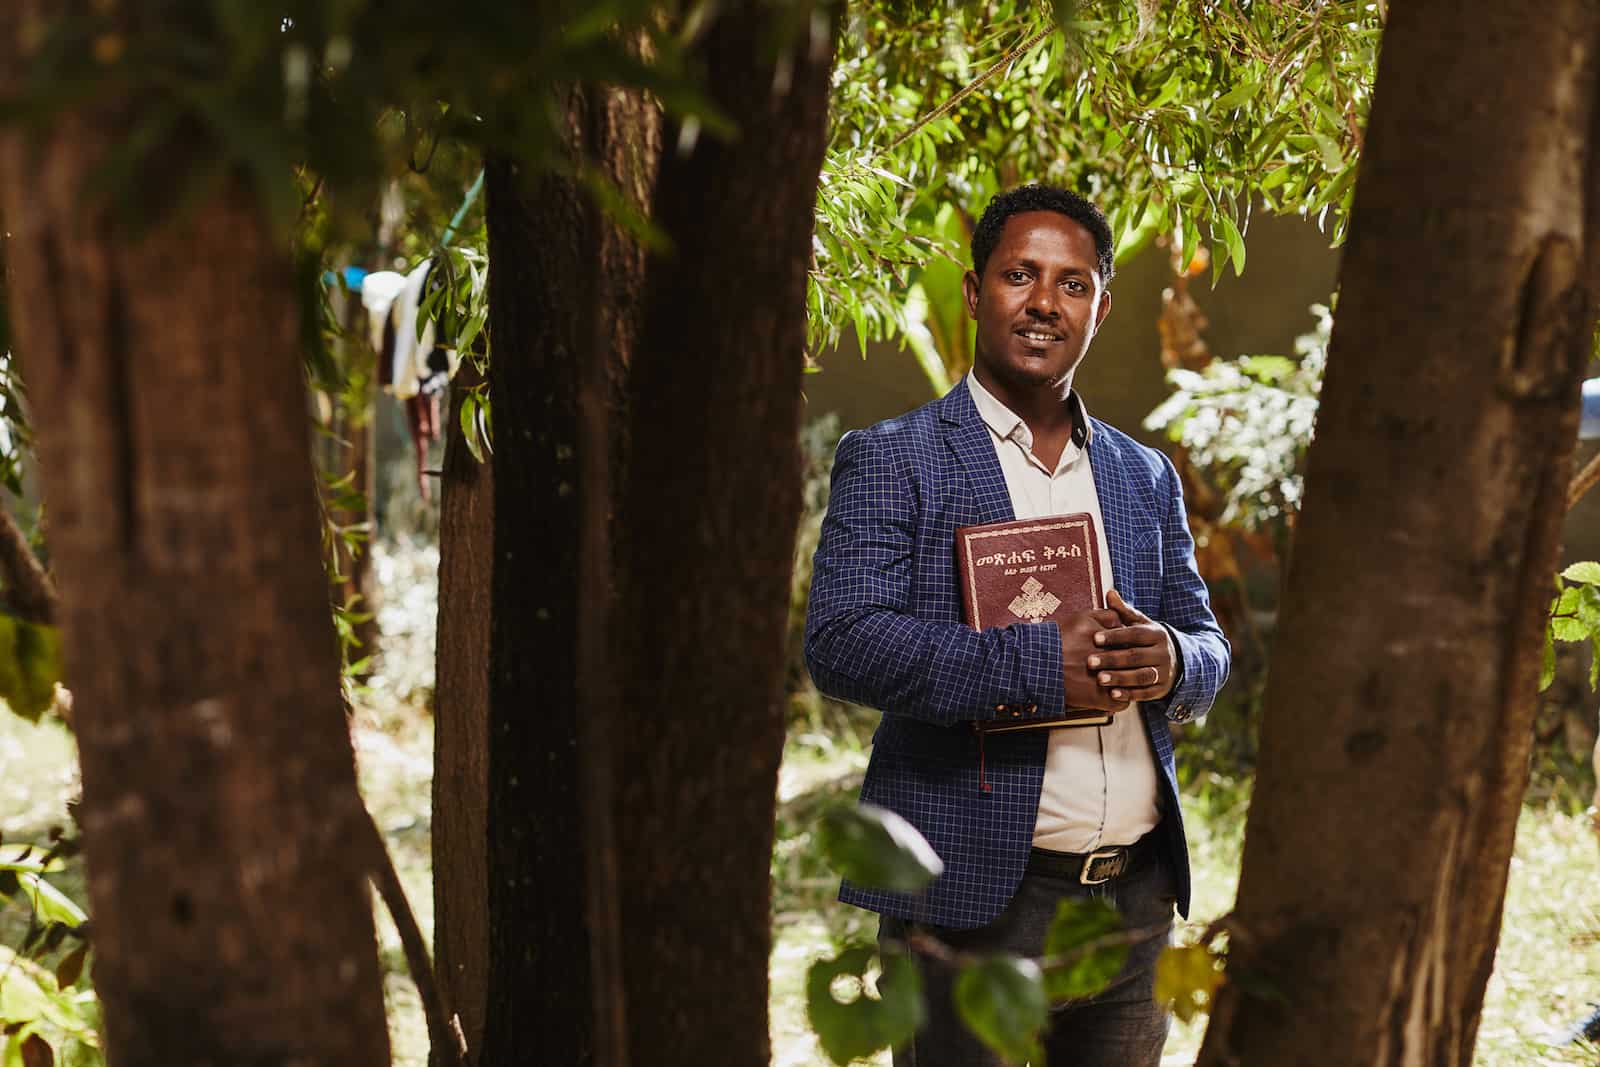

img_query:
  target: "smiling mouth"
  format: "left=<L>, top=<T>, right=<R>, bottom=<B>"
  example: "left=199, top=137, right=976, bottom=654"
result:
left=1015, top=328, right=1063, bottom=344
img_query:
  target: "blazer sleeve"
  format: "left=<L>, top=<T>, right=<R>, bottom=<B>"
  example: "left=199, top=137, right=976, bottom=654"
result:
left=1149, top=452, right=1231, bottom=724
left=804, top=429, right=1067, bottom=727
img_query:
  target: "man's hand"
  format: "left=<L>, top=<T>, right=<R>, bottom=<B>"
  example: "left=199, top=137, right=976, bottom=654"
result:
left=1086, top=590, right=1177, bottom=703
left=1059, top=607, right=1127, bottom=711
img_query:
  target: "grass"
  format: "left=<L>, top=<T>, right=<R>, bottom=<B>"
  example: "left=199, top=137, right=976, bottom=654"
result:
left=1, top=539, right=1596, bottom=1065
left=767, top=732, right=1600, bottom=1067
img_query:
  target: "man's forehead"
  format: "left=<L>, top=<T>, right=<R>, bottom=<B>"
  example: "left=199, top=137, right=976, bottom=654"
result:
left=988, top=212, right=1100, bottom=272
left=996, top=211, right=1097, bottom=252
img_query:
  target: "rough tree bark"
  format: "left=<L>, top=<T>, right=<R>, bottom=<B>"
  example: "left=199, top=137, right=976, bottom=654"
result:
left=612, top=9, right=836, bottom=1064
left=0, top=15, right=392, bottom=1067
left=440, top=75, right=659, bottom=1065
left=436, top=9, right=835, bottom=1063
left=1198, top=5, right=1600, bottom=1065
left=433, top=361, right=494, bottom=1063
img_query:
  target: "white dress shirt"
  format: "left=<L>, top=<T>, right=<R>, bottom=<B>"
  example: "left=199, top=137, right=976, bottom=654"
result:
left=966, top=373, right=1161, bottom=852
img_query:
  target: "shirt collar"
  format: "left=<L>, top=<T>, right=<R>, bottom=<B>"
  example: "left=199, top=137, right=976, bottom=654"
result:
left=965, top=372, right=1092, bottom=450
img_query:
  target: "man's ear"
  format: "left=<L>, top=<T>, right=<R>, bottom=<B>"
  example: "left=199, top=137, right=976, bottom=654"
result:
left=962, top=270, right=981, bottom=320
left=1091, top=289, right=1112, bottom=333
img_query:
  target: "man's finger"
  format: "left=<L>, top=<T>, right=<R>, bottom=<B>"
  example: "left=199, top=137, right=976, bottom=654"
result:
left=1106, top=683, right=1167, bottom=703
left=1095, top=667, right=1163, bottom=690
left=1085, top=647, right=1161, bottom=670
left=1106, top=589, right=1152, bottom=625
left=1085, top=608, right=1122, bottom=629
left=1093, top=623, right=1163, bottom=649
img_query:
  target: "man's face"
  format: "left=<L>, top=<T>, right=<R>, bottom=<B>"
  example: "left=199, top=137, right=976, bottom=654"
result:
left=963, top=210, right=1111, bottom=397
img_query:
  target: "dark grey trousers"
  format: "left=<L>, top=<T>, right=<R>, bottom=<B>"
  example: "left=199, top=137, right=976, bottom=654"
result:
left=878, top=844, right=1175, bottom=1067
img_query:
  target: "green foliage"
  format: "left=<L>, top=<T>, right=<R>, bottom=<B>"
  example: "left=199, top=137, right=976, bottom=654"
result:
left=1145, top=301, right=1330, bottom=539
left=417, top=240, right=493, bottom=462
left=1040, top=896, right=1126, bottom=1000
left=0, top=618, right=61, bottom=724
left=802, top=803, right=1234, bottom=1058
left=813, top=0, right=1380, bottom=369
left=1155, top=940, right=1224, bottom=1024
left=0, top=352, right=32, bottom=500
left=816, top=803, right=944, bottom=893
left=805, top=944, right=924, bottom=1065
left=0, top=836, right=97, bottom=1067
left=0, top=2, right=743, bottom=240
left=953, top=955, right=1047, bottom=1064
left=1543, top=562, right=1600, bottom=691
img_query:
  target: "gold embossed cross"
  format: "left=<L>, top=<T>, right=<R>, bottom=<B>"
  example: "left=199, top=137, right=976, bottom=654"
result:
left=1008, top=576, right=1061, bottom=622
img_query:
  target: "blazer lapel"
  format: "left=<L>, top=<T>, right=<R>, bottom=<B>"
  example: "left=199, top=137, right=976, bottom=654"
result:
left=939, top=379, right=1014, bottom=525
left=1087, top=424, right=1140, bottom=605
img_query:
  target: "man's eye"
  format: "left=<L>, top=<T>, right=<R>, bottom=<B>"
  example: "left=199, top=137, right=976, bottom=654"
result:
left=1006, top=271, right=1029, bottom=283
left=1064, top=280, right=1086, bottom=294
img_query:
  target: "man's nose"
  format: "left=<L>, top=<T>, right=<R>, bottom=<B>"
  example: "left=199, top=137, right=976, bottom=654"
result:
left=1026, top=285, right=1060, bottom=318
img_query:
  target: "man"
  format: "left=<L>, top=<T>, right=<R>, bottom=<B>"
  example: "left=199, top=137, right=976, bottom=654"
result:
left=805, top=184, right=1230, bottom=1066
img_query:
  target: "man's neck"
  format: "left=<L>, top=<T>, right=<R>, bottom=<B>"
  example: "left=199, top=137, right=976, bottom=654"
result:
left=971, top=365, right=1076, bottom=439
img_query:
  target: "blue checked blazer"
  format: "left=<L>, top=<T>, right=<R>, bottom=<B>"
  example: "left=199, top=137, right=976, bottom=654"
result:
left=805, top=378, right=1229, bottom=928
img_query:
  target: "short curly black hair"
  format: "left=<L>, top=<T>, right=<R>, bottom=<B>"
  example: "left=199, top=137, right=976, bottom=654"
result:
left=970, top=184, right=1115, bottom=286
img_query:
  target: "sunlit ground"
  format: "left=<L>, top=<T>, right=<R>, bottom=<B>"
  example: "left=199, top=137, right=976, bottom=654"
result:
left=768, top=732, right=1600, bottom=1067
left=1, top=539, right=1595, bottom=1065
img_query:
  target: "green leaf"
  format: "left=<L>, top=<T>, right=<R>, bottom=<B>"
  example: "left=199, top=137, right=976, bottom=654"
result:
left=1589, top=632, right=1599, bottom=690
left=1552, top=614, right=1588, bottom=642
left=1310, top=131, right=1345, bottom=172
left=1239, top=356, right=1295, bottom=384
left=954, top=955, right=1047, bottom=1064
left=19, top=874, right=86, bottom=929
left=1541, top=626, right=1557, bottom=691
left=1561, top=561, right=1600, bottom=585
left=1213, top=80, right=1263, bottom=110
left=1577, top=584, right=1600, bottom=630
left=806, top=944, right=924, bottom=1065
left=459, top=393, right=485, bottom=465
left=0, top=948, right=92, bottom=1034
left=0, top=845, right=62, bottom=876
left=0, top=617, right=62, bottom=723
left=817, top=804, right=944, bottom=893
left=1155, top=942, right=1223, bottom=1024
left=1219, top=214, right=1246, bottom=277
left=1042, top=897, right=1127, bottom=1001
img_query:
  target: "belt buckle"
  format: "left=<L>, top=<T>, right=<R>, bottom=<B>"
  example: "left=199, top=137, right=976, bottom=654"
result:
left=1079, top=847, right=1125, bottom=886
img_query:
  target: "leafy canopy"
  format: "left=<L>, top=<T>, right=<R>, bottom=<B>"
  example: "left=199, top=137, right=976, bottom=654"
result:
left=812, top=0, right=1381, bottom=381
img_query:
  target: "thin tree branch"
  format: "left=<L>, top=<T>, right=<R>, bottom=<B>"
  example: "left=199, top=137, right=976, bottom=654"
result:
left=877, top=22, right=1055, bottom=157
left=361, top=805, right=468, bottom=1067
left=0, top=504, right=55, bottom=625
left=342, top=687, right=466, bottom=1066
left=1568, top=447, right=1600, bottom=511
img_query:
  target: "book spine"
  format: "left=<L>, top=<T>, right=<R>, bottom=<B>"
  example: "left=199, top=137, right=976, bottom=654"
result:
left=956, top=529, right=980, bottom=630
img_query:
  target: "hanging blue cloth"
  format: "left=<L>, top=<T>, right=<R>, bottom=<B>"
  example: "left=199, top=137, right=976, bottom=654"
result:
left=322, top=265, right=370, bottom=291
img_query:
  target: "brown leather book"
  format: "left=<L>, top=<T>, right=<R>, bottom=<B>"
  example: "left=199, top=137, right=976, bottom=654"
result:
left=956, top=514, right=1113, bottom=732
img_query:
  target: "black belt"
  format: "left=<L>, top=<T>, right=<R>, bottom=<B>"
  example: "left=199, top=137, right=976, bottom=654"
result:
left=1026, top=832, right=1160, bottom=886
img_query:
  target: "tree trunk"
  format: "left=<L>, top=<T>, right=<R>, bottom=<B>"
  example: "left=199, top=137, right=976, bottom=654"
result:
left=433, top=361, right=494, bottom=1063
left=459, top=78, right=659, bottom=1065
left=0, top=55, right=391, bottom=1067
left=613, top=9, right=836, bottom=1065
left=1198, top=5, right=1600, bottom=1065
